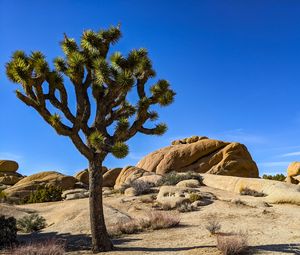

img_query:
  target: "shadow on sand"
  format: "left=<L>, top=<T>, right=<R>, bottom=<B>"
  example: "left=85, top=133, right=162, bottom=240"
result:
left=18, top=232, right=300, bottom=254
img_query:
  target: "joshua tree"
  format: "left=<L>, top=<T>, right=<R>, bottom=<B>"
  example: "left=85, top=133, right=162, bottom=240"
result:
left=5, top=25, right=175, bottom=252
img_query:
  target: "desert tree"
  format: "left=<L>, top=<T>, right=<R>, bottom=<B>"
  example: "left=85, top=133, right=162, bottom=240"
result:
left=5, top=25, right=175, bottom=252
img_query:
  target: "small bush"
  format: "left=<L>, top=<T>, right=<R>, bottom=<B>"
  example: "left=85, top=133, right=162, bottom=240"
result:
left=17, top=214, right=46, bottom=233
left=0, top=215, right=17, bottom=249
left=205, top=216, right=221, bottom=235
left=189, top=193, right=202, bottom=203
left=262, top=174, right=286, bottom=182
left=131, top=180, right=152, bottom=195
left=157, top=171, right=202, bottom=186
left=240, top=187, right=265, bottom=197
left=177, top=202, right=196, bottom=213
left=217, top=233, right=248, bottom=255
left=233, top=199, right=247, bottom=206
left=23, top=186, right=62, bottom=204
left=0, top=190, right=7, bottom=202
left=11, top=239, right=65, bottom=255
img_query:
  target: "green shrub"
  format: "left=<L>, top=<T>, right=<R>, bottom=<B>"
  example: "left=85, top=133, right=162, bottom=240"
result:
left=131, top=180, right=152, bottom=195
left=23, top=186, right=62, bottom=204
left=157, top=171, right=202, bottom=186
left=189, top=193, right=202, bottom=203
left=0, top=190, right=7, bottom=202
left=17, top=214, right=46, bottom=233
left=262, top=174, right=286, bottom=181
left=0, top=215, right=17, bottom=249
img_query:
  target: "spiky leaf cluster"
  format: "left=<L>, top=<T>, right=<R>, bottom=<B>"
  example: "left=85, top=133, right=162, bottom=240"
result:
left=5, top=25, right=175, bottom=161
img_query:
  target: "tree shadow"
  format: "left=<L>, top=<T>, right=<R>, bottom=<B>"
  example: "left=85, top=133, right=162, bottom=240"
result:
left=251, top=243, right=300, bottom=254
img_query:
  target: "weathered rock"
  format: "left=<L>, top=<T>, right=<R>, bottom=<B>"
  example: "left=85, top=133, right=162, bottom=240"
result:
left=62, top=188, right=89, bottom=200
left=0, top=175, right=22, bottom=185
left=124, top=187, right=137, bottom=197
left=74, top=167, right=108, bottom=185
left=176, top=179, right=200, bottom=188
left=137, top=137, right=259, bottom=177
left=201, top=174, right=300, bottom=205
left=0, top=160, right=19, bottom=172
left=136, top=174, right=163, bottom=186
left=114, top=166, right=154, bottom=190
left=286, top=176, right=299, bottom=185
left=4, top=171, right=77, bottom=200
left=103, top=168, right=122, bottom=187
left=156, top=186, right=193, bottom=209
left=287, top=162, right=300, bottom=177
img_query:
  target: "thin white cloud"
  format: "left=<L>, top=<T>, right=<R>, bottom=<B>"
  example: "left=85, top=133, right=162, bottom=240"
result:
left=0, top=152, right=23, bottom=160
left=258, top=161, right=290, bottom=167
left=281, top=151, right=300, bottom=157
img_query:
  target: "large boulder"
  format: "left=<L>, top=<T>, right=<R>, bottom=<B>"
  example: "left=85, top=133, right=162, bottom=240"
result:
left=201, top=174, right=300, bottom=205
left=287, top=162, right=300, bottom=177
left=74, top=167, right=108, bottom=185
left=114, top=166, right=155, bottom=190
left=0, top=160, right=19, bottom=172
left=4, top=171, right=77, bottom=200
left=103, top=168, right=122, bottom=187
left=137, top=136, right=259, bottom=178
left=0, top=171, right=23, bottom=185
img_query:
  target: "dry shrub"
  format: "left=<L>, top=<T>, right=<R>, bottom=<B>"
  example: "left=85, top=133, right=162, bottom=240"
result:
left=205, top=216, right=221, bottom=235
left=108, top=211, right=180, bottom=236
left=131, top=180, right=152, bottom=195
left=240, top=187, right=265, bottom=197
left=146, top=211, right=180, bottom=230
left=217, top=233, right=248, bottom=255
left=11, top=239, right=65, bottom=255
left=177, top=202, right=196, bottom=213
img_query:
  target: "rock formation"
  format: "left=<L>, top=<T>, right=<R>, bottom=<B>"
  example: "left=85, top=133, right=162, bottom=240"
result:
left=286, top=162, right=300, bottom=185
left=0, top=160, right=23, bottom=190
left=137, top=136, right=259, bottom=177
left=74, top=167, right=108, bottom=185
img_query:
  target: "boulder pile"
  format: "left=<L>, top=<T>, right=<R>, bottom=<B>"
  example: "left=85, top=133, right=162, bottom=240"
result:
left=137, top=136, right=259, bottom=178
left=286, top=162, right=300, bottom=185
left=0, top=160, right=23, bottom=191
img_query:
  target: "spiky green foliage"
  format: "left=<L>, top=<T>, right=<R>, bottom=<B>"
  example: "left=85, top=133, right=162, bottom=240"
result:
left=5, top=24, right=175, bottom=163
left=17, top=214, right=46, bottom=233
left=111, top=142, right=129, bottom=159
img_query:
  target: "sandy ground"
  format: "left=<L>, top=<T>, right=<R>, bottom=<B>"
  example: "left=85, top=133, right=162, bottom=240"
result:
left=0, top=186, right=299, bottom=255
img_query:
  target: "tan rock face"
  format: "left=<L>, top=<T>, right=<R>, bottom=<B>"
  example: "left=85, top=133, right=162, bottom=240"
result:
left=137, top=137, right=259, bottom=177
left=103, top=168, right=122, bottom=187
left=114, top=166, right=153, bottom=190
left=74, top=167, right=108, bottom=185
left=287, top=162, right=300, bottom=177
left=4, top=171, right=77, bottom=200
left=0, top=160, right=19, bottom=172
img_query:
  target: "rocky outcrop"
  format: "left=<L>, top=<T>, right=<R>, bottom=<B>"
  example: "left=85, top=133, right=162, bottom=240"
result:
left=286, top=162, right=300, bottom=185
left=201, top=174, right=300, bottom=205
left=4, top=171, right=77, bottom=200
left=114, top=166, right=157, bottom=190
left=103, top=168, right=122, bottom=187
left=74, top=167, right=108, bottom=185
left=62, top=188, right=89, bottom=200
left=0, top=160, right=19, bottom=172
left=137, top=136, right=259, bottom=178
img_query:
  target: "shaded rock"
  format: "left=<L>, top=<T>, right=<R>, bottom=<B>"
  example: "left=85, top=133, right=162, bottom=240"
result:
left=74, top=182, right=88, bottom=189
left=0, top=175, right=22, bottom=185
left=287, top=162, right=300, bottom=177
left=137, top=137, right=258, bottom=177
left=176, top=179, right=200, bottom=188
left=4, top=171, right=77, bottom=200
left=103, top=168, right=122, bottom=187
left=62, top=189, right=89, bottom=200
left=0, top=160, right=19, bottom=172
left=286, top=176, right=299, bottom=185
left=74, top=166, right=108, bottom=185
left=114, top=166, right=154, bottom=190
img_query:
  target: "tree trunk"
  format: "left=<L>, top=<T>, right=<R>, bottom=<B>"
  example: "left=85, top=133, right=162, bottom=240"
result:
left=89, top=158, right=113, bottom=252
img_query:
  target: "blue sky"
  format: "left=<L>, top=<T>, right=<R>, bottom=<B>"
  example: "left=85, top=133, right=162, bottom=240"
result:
left=1, top=0, right=300, bottom=176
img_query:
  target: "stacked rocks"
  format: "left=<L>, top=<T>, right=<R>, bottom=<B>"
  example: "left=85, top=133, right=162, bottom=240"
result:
left=286, top=162, right=300, bottom=185
left=0, top=160, right=23, bottom=191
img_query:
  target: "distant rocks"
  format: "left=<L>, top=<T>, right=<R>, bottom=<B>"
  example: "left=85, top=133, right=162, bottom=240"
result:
left=137, top=136, right=259, bottom=178
left=286, top=162, right=300, bottom=185
left=74, top=167, right=108, bottom=185
left=103, top=168, right=122, bottom=187
left=0, top=160, right=19, bottom=172
left=0, top=160, right=23, bottom=189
